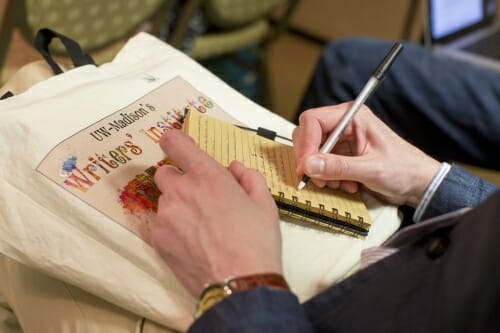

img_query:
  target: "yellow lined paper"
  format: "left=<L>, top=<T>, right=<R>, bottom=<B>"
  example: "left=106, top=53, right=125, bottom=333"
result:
left=184, top=111, right=372, bottom=236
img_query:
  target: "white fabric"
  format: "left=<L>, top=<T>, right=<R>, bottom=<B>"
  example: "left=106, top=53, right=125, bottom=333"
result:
left=0, top=33, right=400, bottom=332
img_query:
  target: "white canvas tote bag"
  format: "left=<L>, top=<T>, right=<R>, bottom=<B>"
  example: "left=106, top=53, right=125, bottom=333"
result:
left=0, top=31, right=400, bottom=331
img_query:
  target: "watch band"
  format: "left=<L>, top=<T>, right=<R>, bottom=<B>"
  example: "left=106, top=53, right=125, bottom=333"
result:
left=227, top=273, right=289, bottom=292
left=195, top=273, right=289, bottom=318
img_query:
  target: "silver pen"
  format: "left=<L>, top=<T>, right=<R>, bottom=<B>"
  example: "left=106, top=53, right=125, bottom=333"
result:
left=298, top=42, right=403, bottom=190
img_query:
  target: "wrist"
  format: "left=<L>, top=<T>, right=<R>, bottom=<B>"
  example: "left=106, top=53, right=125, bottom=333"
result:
left=412, top=162, right=452, bottom=222
left=406, top=156, right=441, bottom=207
left=195, top=273, right=289, bottom=318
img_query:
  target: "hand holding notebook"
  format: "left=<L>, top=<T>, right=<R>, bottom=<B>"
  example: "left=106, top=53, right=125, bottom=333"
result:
left=153, top=126, right=283, bottom=297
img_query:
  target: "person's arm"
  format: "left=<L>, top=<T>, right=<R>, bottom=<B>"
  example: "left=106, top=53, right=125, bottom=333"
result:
left=151, top=104, right=496, bottom=331
left=152, top=130, right=312, bottom=331
left=417, top=164, right=498, bottom=221
left=294, top=104, right=499, bottom=219
left=189, top=288, right=314, bottom=333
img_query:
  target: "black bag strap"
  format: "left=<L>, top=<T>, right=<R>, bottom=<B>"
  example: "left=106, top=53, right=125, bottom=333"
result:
left=0, top=91, right=14, bottom=100
left=33, top=28, right=95, bottom=75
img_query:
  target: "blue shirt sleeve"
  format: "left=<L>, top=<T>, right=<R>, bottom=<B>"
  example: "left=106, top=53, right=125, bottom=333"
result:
left=421, top=164, right=499, bottom=220
left=188, top=287, right=314, bottom=333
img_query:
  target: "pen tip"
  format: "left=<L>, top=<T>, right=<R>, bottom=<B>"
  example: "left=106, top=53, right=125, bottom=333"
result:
left=297, top=181, right=306, bottom=190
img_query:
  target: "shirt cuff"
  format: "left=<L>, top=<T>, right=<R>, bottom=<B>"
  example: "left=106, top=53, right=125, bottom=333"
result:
left=412, top=162, right=451, bottom=222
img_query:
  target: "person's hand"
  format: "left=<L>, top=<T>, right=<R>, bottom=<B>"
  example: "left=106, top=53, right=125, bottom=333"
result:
left=152, top=130, right=282, bottom=297
left=293, top=103, right=441, bottom=206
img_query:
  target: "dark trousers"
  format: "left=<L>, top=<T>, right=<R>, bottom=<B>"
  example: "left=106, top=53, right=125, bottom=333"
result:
left=297, top=38, right=500, bottom=171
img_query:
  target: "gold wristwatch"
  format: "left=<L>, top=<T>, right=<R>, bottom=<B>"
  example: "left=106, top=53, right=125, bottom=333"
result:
left=195, top=273, right=289, bottom=318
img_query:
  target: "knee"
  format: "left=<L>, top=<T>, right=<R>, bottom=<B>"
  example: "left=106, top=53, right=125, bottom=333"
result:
left=319, top=37, right=395, bottom=67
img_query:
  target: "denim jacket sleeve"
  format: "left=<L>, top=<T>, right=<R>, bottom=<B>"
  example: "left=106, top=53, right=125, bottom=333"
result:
left=420, top=164, right=499, bottom=220
left=188, top=287, right=314, bottom=333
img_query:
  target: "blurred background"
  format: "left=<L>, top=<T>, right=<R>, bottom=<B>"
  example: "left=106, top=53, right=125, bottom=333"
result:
left=2, top=0, right=500, bottom=184
left=0, top=0, right=425, bottom=122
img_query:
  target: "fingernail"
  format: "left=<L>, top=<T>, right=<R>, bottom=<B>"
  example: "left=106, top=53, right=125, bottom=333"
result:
left=306, top=156, right=325, bottom=176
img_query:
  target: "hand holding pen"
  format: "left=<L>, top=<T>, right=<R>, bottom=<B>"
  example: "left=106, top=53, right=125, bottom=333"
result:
left=297, top=42, right=404, bottom=190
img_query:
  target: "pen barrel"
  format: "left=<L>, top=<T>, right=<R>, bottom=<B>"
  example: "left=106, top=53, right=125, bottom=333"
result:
left=319, top=76, right=379, bottom=154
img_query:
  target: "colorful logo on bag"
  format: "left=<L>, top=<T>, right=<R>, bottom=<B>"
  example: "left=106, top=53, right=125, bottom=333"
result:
left=118, top=159, right=174, bottom=216
left=60, top=156, right=78, bottom=176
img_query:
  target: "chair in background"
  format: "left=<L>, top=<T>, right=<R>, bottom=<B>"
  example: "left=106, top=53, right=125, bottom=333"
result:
left=166, top=0, right=300, bottom=108
left=0, top=0, right=170, bottom=82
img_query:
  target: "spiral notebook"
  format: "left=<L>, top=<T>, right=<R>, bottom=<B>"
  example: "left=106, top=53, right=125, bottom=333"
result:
left=183, top=111, right=372, bottom=237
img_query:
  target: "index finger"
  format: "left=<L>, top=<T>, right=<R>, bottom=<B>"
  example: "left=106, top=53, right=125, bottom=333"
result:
left=158, top=129, right=217, bottom=173
left=294, top=104, right=355, bottom=163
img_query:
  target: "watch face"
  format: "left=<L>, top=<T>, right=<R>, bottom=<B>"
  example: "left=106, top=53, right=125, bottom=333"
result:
left=195, top=283, right=228, bottom=317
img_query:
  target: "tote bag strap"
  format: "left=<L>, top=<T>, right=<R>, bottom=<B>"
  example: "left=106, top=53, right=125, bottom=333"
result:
left=0, top=91, right=14, bottom=100
left=33, top=28, right=95, bottom=75
left=0, top=29, right=95, bottom=100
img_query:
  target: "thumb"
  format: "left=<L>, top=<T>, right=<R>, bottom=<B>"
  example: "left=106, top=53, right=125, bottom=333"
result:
left=229, top=161, right=278, bottom=215
left=304, top=154, right=372, bottom=183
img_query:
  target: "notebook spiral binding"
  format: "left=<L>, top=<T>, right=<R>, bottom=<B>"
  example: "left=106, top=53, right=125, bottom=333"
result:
left=275, top=191, right=369, bottom=238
